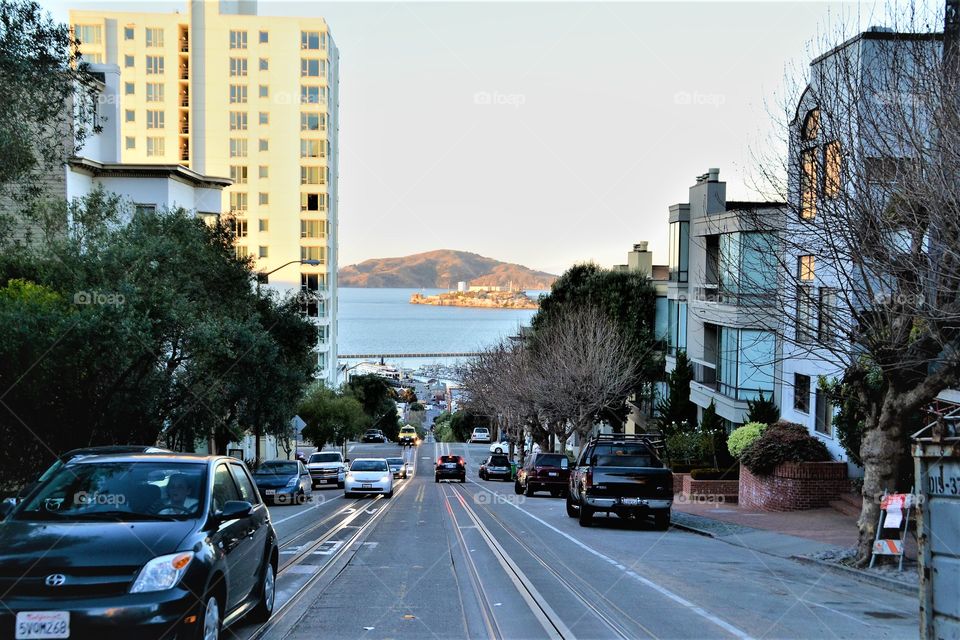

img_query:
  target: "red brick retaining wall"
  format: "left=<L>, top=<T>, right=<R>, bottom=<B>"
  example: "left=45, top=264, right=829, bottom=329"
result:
left=738, top=462, right=850, bottom=511
left=673, top=473, right=688, bottom=495
left=682, top=475, right=739, bottom=500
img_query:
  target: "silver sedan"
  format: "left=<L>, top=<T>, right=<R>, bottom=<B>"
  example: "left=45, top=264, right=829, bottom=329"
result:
left=344, top=458, right=394, bottom=498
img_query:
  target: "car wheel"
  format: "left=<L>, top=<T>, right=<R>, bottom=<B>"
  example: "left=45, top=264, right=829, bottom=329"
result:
left=514, top=480, right=523, bottom=495
left=653, top=509, right=671, bottom=531
left=344, top=491, right=354, bottom=498
left=434, top=476, right=439, bottom=483
left=565, top=494, right=579, bottom=518
left=578, top=502, right=594, bottom=527
left=385, top=490, right=393, bottom=498
left=524, top=482, right=536, bottom=497
left=248, top=560, right=276, bottom=623
left=550, top=489, right=560, bottom=498
left=198, top=594, right=221, bottom=640
left=495, top=447, right=503, bottom=453
left=294, top=490, right=306, bottom=505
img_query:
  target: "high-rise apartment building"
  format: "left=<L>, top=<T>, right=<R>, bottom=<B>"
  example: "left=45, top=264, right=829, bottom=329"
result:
left=70, top=0, right=339, bottom=384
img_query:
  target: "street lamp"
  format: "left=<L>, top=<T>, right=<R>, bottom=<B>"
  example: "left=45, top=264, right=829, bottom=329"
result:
left=251, top=258, right=322, bottom=466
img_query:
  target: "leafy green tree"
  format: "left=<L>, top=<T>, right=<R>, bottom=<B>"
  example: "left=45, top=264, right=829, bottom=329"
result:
left=449, top=410, right=489, bottom=442
left=532, top=263, right=663, bottom=430
left=344, top=374, right=401, bottom=440
left=699, top=400, right=733, bottom=468
left=299, top=385, right=368, bottom=448
left=746, top=393, right=780, bottom=425
left=656, top=350, right=697, bottom=435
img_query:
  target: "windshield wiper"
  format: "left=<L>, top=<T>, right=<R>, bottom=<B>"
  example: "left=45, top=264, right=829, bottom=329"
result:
left=63, top=510, right=180, bottom=522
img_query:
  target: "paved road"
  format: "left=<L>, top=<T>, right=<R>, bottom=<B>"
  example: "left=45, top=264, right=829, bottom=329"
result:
left=239, top=439, right=918, bottom=639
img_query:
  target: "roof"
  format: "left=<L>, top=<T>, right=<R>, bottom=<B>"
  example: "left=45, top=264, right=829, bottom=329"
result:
left=68, top=453, right=222, bottom=464
left=68, top=157, right=232, bottom=190
left=810, top=29, right=941, bottom=66
left=651, top=265, right=670, bottom=281
left=725, top=200, right=785, bottom=210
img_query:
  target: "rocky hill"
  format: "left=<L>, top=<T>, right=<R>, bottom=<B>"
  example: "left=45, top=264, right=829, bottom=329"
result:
left=338, top=250, right=557, bottom=290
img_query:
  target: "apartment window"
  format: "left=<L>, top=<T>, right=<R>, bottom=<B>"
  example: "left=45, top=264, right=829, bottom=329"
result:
left=798, top=255, right=815, bottom=281
left=301, top=273, right=322, bottom=291
left=125, top=109, right=135, bottom=122
left=124, top=26, right=135, bottom=40
left=230, top=192, right=248, bottom=211
left=802, top=108, right=819, bottom=141
left=145, top=27, right=164, bottom=47
left=124, top=82, right=135, bottom=95
left=134, top=204, right=157, bottom=215
left=229, top=138, right=248, bottom=158
left=818, top=287, right=837, bottom=345
left=824, top=141, right=842, bottom=198
left=233, top=218, right=248, bottom=238
left=146, top=136, right=165, bottom=157
left=258, top=85, right=268, bottom=98
left=229, top=30, right=247, bottom=50
left=125, top=136, right=135, bottom=150
left=815, top=389, right=833, bottom=435
left=301, top=86, right=321, bottom=104
left=258, top=245, right=269, bottom=259
left=300, top=139, right=321, bottom=158
left=259, top=59, right=269, bottom=73
left=258, top=192, right=269, bottom=205
left=301, top=246, right=326, bottom=263
left=796, top=285, right=814, bottom=343
left=300, top=166, right=323, bottom=185
left=73, top=24, right=102, bottom=45
left=229, top=165, right=248, bottom=184
left=229, top=85, right=247, bottom=104
left=300, top=193, right=326, bottom=212
left=258, top=139, right=269, bottom=152
left=668, top=220, right=689, bottom=283
left=146, top=83, right=164, bottom=102
left=146, top=110, right=165, bottom=129
left=301, top=220, right=325, bottom=238
left=300, top=58, right=322, bottom=77
left=83, top=53, right=103, bottom=63
left=259, top=30, right=269, bottom=44
left=229, top=111, right=248, bottom=131
left=258, top=165, right=269, bottom=179
left=124, top=55, right=135, bottom=68
left=800, top=147, right=817, bottom=219
left=300, top=112, right=323, bottom=131
left=258, top=219, right=269, bottom=232
left=793, top=373, right=811, bottom=413
left=301, top=30, right=322, bottom=50
left=229, top=57, right=248, bottom=77
left=236, top=245, right=249, bottom=259
left=259, top=112, right=269, bottom=125
left=146, top=56, right=164, bottom=74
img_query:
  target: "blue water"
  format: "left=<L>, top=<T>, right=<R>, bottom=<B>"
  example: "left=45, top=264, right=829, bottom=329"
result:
left=337, top=288, right=539, bottom=370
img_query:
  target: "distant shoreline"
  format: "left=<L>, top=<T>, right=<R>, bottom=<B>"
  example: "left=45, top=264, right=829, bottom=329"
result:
left=409, top=290, right=539, bottom=310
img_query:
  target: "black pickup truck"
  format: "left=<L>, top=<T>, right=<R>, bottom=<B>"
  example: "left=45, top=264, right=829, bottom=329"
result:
left=566, top=434, right=673, bottom=529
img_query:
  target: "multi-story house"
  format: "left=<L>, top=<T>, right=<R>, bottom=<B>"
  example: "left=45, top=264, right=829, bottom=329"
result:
left=69, top=0, right=340, bottom=385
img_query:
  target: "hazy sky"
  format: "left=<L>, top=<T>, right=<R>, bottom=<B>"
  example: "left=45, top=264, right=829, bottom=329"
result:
left=49, top=0, right=917, bottom=274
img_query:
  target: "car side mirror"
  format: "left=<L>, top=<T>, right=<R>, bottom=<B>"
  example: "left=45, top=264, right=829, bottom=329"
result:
left=561, top=459, right=569, bottom=470
left=217, top=500, right=252, bottom=522
left=0, top=499, right=14, bottom=518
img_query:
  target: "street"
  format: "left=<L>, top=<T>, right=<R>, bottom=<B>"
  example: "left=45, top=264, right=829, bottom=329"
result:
left=230, top=438, right=918, bottom=640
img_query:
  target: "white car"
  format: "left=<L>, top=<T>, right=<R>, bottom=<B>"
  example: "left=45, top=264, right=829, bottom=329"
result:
left=344, top=458, right=394, bottom=498
left=471, top=427, right=491, bottom=443
left=490, top=441, right=510, bottom=454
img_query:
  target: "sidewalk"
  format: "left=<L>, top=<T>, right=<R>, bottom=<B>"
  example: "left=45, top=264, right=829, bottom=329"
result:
left=671, top=500, right=919, bottom=595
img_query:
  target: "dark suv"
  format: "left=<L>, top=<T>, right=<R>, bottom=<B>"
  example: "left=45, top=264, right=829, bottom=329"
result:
left=0, top=453, right=278, bottom=639
left=435, top=455, right=466, bottom=483
left=567, top=434, right=673, bottom=529
left=514, top=453, right=570, bottom=497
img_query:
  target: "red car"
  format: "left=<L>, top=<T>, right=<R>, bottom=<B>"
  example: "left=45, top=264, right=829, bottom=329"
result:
left=435, top=455, right=466, bottom=483
left=514, top=452, right=570, bottom=497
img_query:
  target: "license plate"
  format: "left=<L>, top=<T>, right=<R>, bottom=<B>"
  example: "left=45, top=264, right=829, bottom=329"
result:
left=264, top=490, right=276, bottom=496
left=362, top=483, right=372, bottom=489
left=325, top=479, right=336, bottom=484
left=16, top=612, right=69, bottom=639
left=444, top=463, right=456, bottom=469
left=622, top=498, right=641, bottom=506
left=548, top=472, right=558, bottom=477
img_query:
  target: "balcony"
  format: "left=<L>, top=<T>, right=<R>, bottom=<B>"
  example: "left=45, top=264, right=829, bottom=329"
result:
left=179, top=39, right=189, bottom=53
left=179, top=65, right=189, bottom=80
left=179, top=124, right=189, bottom=134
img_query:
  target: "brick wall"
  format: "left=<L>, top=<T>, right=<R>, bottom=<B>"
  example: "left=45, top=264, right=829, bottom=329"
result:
left=673, top=473, right=688, bottom=495
left=739, top=462, right=850, bottom=511
left=682, top=475, right=739, bottom=500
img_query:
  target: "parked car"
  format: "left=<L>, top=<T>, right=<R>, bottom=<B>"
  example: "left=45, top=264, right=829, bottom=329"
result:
left=344, top=459, right=394, bottom=498
left=566, top=434, right=673, bottom=529
left=362, top=429, right=388, bottom=443
left=435, top=455, right=466, bottom=483
left=0, top=453, right=278, bottom=639
left=398, top=426, right=419, bottom=447
left=479, top=454, right=511, bottom=481
left=514, top=452, right=570, bottom=497
left=470, top=427, right=491, bottom=443
left=306, top=451, right=347, bottom=489
left=489, top=441, right=509, bottom=454
left=252, top=459, right=313, bottom=504
left=386, top=457, right=408, bottom=479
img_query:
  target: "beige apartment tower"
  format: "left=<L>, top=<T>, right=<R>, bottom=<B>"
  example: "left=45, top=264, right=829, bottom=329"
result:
left=70, top=0, right=339, bottom=384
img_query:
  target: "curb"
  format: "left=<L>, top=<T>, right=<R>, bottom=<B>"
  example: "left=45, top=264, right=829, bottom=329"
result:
left=669, top=518, right=718, bottom=538
left=791, top=555, right=918, bottom=596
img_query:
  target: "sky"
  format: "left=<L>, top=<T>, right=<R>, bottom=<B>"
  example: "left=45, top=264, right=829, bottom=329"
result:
left=47, top=0, right=924, bottom=274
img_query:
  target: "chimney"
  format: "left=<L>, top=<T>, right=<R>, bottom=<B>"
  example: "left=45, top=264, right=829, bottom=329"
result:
left=627, top=241, right=653, bottom=277
left=707, top=167, right=720, bottom=182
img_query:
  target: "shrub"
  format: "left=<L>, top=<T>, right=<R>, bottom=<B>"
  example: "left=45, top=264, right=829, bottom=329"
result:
left=739, top=421, right=832, bottom=476
left=728, top=422, right=767, bottom=459
left=665, top=431, right=710, bottom=466
left=690, top=465, right=740, bottom=480
left=669, top=463, right=696, bottom=474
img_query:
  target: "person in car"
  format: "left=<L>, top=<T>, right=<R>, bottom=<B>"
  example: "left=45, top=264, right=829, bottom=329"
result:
left=159, top=473, right=199, bottom=514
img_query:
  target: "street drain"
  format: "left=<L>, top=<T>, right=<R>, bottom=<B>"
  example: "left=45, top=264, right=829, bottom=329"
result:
left=864, top=611, right=907, bottom=620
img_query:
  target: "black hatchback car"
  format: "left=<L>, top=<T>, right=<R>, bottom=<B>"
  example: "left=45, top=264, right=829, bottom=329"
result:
left=0, top=454, right=278, bottom=639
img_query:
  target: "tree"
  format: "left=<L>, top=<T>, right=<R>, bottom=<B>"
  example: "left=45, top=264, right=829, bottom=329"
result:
left=699, top=400, right=733, bottom=469
left=745, top=7, right=960, bottom=564
left=0, top=0, right=98, bottom=195
left=299, top=385, right=367, bottom=448
left=656, top=350, right=698, bottom=435
left=344, top=374, right=401, bottom=440
left=745, top=393, right=780, bottom=425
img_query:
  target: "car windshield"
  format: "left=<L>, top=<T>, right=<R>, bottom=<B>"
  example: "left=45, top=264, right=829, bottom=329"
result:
left=309, top=453, right=341, bottom=463
left=365, top=430, right=379, bottom=435
left=386, top=458, right=403, bottom=466
left=257, top=461, right=298, bottom=475
left=352, top=460, right=388, bottom=472
left=592, top=444, right=655, bottom=468
left=535, top=454, right=566, bottom=467
left=489, top=455, right=510, bottom=466
left=400, top=429, right=416, bottom=435
left=15, top=461, right=205, bottom=521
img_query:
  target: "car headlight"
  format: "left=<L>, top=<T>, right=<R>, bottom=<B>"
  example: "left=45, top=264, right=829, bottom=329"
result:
left=286, top=476, right=299, bottom=488
left=382, top=475, right=391, bottom=482
left=346, top=473, right=353, bottom=481
left=130, top=552, right=194, bottom=593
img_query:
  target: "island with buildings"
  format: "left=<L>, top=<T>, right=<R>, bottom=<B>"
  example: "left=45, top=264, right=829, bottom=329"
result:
left=410, top=285, right=540, bottom=309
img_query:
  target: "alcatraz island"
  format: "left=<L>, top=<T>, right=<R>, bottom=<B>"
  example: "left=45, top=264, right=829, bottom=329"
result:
left=409, top=285, right=539, bottom=310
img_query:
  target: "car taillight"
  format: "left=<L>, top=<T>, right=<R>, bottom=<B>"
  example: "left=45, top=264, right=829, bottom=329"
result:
left=584, top=468, right=593, bottom=490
